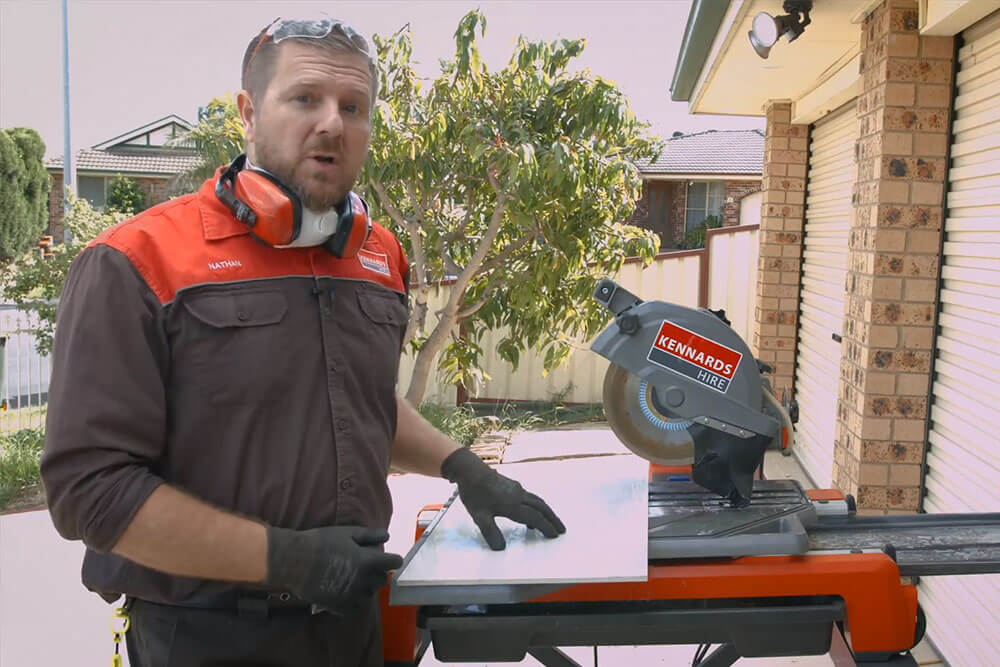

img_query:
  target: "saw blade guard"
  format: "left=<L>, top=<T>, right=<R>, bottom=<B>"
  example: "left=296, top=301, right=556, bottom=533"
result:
left=591, top=279, right=778, bottom=505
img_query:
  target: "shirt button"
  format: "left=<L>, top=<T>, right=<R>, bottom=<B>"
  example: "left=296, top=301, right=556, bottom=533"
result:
left=328, top=361, right=339, bottom=372
left=340, top=479, right=353, bottom=490
left=336, top=419, right=348, bottom=430
left=237, top=311, right=249, bottom=321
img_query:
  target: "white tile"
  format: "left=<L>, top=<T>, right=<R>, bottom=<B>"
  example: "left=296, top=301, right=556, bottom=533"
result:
left=396, top=455, right=649, bottom=586
left=0, top=510, right=126, bottom=665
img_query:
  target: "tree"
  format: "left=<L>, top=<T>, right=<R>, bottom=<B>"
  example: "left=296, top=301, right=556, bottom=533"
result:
left=168, top=95, right=243, bottom=195
left=0, top=127, right=50, bottom=267
left=106, top=174, right=147, bottom=215
left=1, top=196, right=125, bottom=354
left=364, top=12, right=660, bottom=405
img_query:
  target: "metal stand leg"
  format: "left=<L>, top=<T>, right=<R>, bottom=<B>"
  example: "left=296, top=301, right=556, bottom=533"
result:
left=527, top=647, right=585, bottom=667
left=854, top=653, right=918, bottom=666
left=831, top=621, right=919, bottom=666
left=696, top=644, right=741, bottom=667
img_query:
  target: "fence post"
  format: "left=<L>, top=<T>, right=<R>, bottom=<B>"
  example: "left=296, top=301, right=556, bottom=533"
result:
left=0, top=335, right=5, bottom=410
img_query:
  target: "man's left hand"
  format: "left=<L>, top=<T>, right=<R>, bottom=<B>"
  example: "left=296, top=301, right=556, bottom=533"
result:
left=440, top=447, right=567, bottom=550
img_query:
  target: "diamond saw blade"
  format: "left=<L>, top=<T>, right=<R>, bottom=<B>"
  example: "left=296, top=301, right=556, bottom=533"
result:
left=602, top=363, right=695, bottom=466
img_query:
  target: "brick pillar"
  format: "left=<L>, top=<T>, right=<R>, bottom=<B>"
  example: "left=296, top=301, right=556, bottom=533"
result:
left=47, top=171, right=66, bottom=241
left=833, top=0, right=954, bottom=513
left=752, top=101, right=809, bottom=395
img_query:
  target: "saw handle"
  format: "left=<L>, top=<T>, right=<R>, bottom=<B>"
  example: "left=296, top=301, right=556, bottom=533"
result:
left=594, top=279, right=642, bottom=316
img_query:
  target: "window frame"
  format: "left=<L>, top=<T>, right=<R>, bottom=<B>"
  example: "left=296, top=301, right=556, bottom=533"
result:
left=684, top=180, right=726, bottom=232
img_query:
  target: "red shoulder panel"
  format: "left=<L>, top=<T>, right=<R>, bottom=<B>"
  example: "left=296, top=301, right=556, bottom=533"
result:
left=88, top=178, right=410, bottom=304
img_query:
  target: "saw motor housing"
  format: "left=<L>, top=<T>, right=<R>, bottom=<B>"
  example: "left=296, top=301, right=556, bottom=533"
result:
left=591, top=279, right=784, bottom=507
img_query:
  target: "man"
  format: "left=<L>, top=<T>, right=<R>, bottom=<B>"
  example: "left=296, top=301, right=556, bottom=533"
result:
left=41, top=15, right=564, bottom=667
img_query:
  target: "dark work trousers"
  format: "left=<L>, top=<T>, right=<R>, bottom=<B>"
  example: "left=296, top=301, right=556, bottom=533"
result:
left=124, top=596, right=383, bottom=667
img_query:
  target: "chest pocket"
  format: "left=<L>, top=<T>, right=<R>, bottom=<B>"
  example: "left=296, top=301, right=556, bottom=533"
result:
left=355, top=288, right=408, bottom=390
left=180, top=288, right=292, bottom=405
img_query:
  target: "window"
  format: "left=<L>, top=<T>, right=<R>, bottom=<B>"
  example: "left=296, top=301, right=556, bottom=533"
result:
left=685, top=181, right=725, bottom=232
left=77, top=176, right=107, bottom=211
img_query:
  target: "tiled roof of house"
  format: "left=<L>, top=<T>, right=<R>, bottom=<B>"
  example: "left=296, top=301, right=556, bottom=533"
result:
left=46, top=148, right=203, bottom=176
left=637, top=129, right=764, bottom=175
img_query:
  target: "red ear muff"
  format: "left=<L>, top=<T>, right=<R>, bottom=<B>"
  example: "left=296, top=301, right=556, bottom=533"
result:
left=232, top=170, right=302, bottom=246
left=215, top=154, right=303, bottom=246
left=325, top=191, right=372, bottom=258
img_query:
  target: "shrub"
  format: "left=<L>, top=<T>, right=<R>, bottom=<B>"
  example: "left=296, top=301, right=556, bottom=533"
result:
left=106, top=174, right=148, bottom=215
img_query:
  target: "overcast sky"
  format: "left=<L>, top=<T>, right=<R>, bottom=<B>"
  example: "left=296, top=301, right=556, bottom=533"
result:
left=1, top=0, right=765, bottom=160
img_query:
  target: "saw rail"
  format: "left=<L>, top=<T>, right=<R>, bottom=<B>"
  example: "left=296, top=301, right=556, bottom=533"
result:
left=808, top=512, right=1000, bottom=576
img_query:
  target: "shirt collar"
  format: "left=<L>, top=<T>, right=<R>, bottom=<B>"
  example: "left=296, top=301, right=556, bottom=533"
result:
left=199, top=167, right=252, bottom=241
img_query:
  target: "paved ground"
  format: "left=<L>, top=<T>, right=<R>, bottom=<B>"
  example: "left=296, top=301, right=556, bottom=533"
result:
left=0, top=425, right=941, bottom=666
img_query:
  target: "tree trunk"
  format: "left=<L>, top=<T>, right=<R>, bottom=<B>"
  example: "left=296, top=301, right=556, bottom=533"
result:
left=404, top=304, right=459, bottom=406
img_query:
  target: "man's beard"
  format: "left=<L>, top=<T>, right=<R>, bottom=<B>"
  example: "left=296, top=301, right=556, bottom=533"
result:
left=252, top=139, right=347, bottom=211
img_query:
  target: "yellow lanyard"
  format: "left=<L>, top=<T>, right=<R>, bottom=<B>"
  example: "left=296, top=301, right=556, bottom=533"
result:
left=110, top=605, right=131, bottom=667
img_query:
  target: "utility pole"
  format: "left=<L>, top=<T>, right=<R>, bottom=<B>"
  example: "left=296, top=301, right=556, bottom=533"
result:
left=61, top=0, right=74, bottom=226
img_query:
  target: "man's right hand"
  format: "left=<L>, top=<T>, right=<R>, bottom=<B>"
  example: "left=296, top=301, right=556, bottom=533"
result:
left=266, top=525, right=403, bottom=612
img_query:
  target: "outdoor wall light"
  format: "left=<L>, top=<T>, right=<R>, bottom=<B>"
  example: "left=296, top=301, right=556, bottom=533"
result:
left=748, top=0, right=813, bottom=59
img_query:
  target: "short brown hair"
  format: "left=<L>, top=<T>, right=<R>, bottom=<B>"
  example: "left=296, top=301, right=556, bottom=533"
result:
left=241, top=19, right=379, bottom=109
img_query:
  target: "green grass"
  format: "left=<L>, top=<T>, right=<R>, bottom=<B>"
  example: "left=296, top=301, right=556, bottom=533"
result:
left=418, top=403, right=494, bottom=446
left=418, top=400, right=606, bottom=447
left=0, top=427, right=45, bottom=509
left=0, top=405, right=47, bottom=435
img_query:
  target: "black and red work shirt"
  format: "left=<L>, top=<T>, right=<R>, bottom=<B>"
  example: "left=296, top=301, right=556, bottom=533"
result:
left=40, top=173, right=410, bottom=604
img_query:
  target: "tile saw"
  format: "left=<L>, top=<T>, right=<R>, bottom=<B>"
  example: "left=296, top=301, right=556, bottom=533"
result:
left=381, top=279, right=1000, bottom=667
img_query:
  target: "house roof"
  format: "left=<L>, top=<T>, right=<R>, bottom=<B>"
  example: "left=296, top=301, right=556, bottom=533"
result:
left=45, top=114, right=202, bottom=176
left=46, top=148, right=203, bottom=176
left=92, top=114, right=193, bottom=150
left=637, top=129, right=764, bottom=176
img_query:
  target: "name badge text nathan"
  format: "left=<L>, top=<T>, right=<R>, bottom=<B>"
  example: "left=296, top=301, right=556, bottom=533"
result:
left=647, top=320, right=743, bottom=393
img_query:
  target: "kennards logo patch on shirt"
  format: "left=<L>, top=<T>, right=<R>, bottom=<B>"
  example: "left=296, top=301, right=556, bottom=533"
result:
left=358, top=249, right=391, bottom=276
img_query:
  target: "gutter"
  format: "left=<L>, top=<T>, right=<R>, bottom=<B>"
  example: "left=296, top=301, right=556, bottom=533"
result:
left=669, top=0, right=732, bottom=102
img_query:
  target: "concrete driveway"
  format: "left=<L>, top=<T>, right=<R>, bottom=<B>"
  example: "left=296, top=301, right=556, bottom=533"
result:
left=1, top=426, right=845, bottom=666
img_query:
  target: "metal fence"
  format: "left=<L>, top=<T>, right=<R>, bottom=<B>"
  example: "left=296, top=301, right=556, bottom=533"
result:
left=0, top=305, right=51, bottom=435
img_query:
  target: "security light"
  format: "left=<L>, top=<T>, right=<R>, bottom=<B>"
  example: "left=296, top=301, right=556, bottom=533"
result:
left=748, top=0, right=813, bottom=59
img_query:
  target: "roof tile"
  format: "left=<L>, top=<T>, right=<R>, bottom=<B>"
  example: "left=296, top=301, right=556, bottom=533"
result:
left=46, top=148, right=203, bottom=176
left=637, top=129, right=764, bottom=175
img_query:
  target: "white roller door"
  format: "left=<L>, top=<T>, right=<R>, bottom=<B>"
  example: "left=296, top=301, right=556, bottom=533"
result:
left=921, top=12, right=1000, bottom=666
left=793, top=104, right=858, bottom=488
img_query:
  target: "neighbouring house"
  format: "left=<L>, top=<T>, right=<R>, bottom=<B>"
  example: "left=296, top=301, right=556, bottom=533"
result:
left=627, top=129, right=763, bottom=249
left=44, top=114, right=202, bottom=241
left=671, top=0, right=1000, bottom=663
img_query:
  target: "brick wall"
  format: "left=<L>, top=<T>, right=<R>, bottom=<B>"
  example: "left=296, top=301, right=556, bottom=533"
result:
left=832, top=0, right=954, bottom=514
left=752, top=101, right=809, bottom=393
left=631, top=178, right=762, bottom=248
left=627, top=180, right=688, bottom=250
left=669, top=181, right=687, bottom=249
left=723, top=181, right=763, bottom=227
left=134, top=176, right=173, bottom=209
left=627, top=182, right=651, bottom=224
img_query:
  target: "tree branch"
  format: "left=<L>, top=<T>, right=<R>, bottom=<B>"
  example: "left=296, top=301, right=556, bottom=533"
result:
left=372, top=179, right=427, bottom=289
left=456, top=282, right=499, bottom=320
left=477, top=230, right=535, bottom=276
left=370, top=179, right=411, bottom=232
left=446, top=190, right=476, bottom=244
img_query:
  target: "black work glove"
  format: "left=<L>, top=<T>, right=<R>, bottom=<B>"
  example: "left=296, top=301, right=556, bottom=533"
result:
left=441, top=447, right=567, bottom=550
left=266, top=525, right=403, bottom=612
